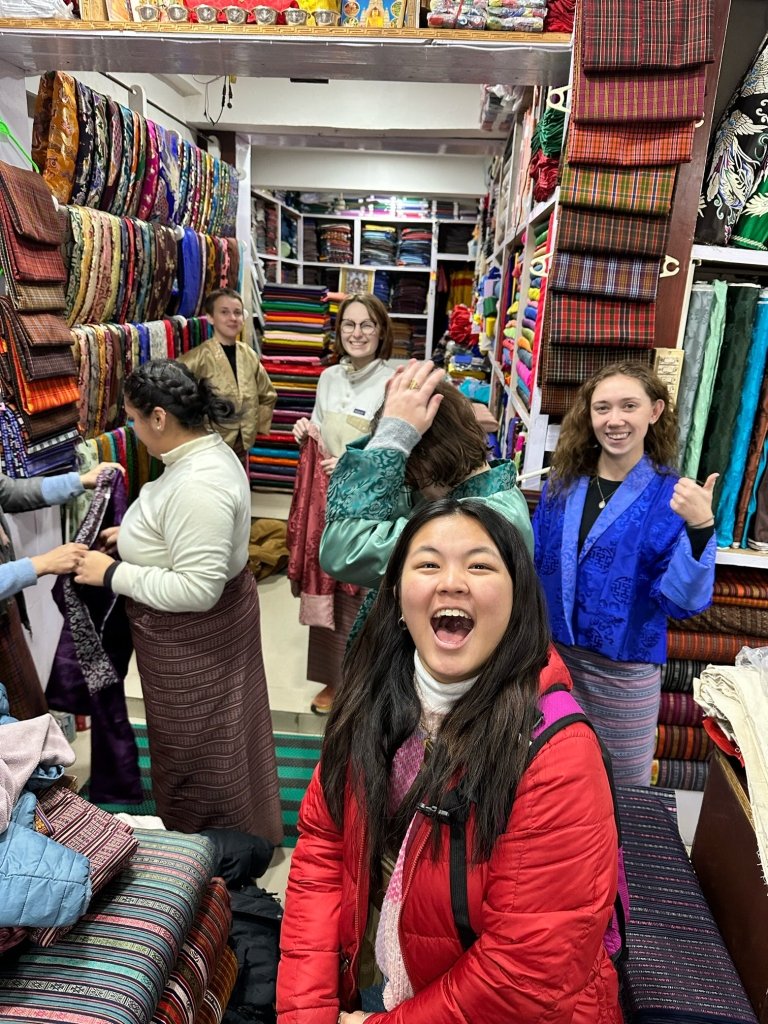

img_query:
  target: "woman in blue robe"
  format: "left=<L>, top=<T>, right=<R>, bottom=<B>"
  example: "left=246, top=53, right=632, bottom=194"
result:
left=532, top=362, right=717, bottom=785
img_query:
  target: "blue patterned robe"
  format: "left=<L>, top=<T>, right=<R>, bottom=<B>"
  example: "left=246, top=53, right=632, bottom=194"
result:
left=532, top=456, right=716, bottom=664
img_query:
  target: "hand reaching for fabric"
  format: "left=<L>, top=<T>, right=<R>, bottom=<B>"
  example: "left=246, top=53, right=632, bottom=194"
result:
left=30, top=542, right=88, bottom=578
left=381, top=359, right=444, bottom=436
left=79, top=462, right=125, bottom=489
left=321, top=456, right=339, bottom=476
left=293, top=418, right=311, bottom=444
left=74, top=549, right=116, bottom=587
left=670, top=473, right=718, bottom=528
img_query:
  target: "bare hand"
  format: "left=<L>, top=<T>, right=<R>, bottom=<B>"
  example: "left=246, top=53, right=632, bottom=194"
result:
left=30, top=542, right=88, bottom=578
left=381, top=359, right=444, bottom=436
left=321, top=456, right=339, bottom=476
left=293, top=418, right=311, bottom=444
left=338, top=1013, right=373, bottom=1024
left=80, top=462, right=125, bottom=490
left=99, top=526, right=120, bottom=554
left=74, top=550, right=116, bottom=587
left=670, top=473, right=718, bottom=527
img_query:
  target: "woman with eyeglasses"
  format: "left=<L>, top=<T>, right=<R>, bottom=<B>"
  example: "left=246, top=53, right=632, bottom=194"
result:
left=289, top=293, right=396, bottom=714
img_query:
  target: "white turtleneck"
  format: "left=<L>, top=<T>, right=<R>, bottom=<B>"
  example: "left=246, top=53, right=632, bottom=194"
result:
left=414, top=651, right=477, bottom=736
left=310, top=358, right=395, bottom=456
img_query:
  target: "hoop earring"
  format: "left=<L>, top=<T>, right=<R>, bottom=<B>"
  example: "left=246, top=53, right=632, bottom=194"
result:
left=398, top=616, right=408, bottom=631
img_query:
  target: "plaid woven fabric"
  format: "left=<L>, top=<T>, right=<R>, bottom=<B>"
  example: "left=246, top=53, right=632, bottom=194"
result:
left=582, top=0, right=714, bottom=70
left=547, top=294, right=657, bottom=348
left=560, top=165, right=677, bottom=216
left=566, top=121, right=695, bottom=167
left=0, top=335, right=79, bottom=414
left=542, top=343, right=652, bottom=384
left=0, top=233, right=65, bottom=312
left=0, top=159, right=63, bottom=246
left=539, top=380, right=581, bottom=416
left=17, top=401, right=79, bottom=442
left=0, top=300, right=76, bottom=381
left=551, top=252, right=660, bottom=302
left=574, top=62, right=706, bottom=124
left=557, top=208, right=670, bottom=258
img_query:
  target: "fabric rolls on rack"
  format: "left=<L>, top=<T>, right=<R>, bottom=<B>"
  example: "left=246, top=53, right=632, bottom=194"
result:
left=680, top=280, right=728, bottom=480
left=33, top=71, right=238, bottom=237
left=676, top=283, right=716, bottom=454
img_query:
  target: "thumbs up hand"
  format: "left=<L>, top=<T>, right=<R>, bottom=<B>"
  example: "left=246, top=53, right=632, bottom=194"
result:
left=670, top=473, right=718, bottom=528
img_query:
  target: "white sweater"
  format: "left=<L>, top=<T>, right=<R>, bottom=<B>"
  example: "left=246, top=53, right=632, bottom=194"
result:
left=311, top=358, right=395, bottom=456
left=111, top=433, right=251, bottom=613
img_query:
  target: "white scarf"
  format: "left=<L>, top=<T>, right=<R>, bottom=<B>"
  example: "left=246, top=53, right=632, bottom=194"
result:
left=413, top=650, right=477, bottom=736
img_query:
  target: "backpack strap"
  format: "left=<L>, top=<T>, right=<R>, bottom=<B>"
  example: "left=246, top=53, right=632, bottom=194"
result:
left=432, top=686, right=603, bottom=953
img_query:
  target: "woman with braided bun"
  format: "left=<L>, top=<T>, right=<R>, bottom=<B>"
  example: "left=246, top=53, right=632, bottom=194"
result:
left=76, top=359, right=283, bottom=844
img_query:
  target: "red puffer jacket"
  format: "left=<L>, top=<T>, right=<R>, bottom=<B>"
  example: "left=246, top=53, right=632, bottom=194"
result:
left=277, top=649, right=622, bottom=1024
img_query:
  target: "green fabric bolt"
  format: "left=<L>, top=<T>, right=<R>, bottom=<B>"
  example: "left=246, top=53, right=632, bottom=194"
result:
left=681, top=279, right=727, bottom=480
left=677, top=283, right=716, bottom=455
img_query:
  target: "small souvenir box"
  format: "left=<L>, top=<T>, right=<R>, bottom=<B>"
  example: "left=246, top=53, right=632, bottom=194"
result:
left=340, top=0, right=416, bottom=27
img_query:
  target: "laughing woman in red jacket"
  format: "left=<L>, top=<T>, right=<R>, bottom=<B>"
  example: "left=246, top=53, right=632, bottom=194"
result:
left=277, top=499, right=622, bottom=1024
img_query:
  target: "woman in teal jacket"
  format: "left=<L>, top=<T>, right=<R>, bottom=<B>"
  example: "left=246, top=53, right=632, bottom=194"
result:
left=319, top=360, right=533, bottom=630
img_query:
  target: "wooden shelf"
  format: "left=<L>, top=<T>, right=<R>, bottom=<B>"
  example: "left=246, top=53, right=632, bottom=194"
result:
left=691, top=244, right=768, bottom=267
left=0, top=20, right=571, bottom=83
left=715, top=548, right=768, bottom=568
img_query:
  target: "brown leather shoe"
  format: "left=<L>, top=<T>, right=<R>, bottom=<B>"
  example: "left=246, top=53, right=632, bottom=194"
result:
left=310, top=685, right=334, bottom=716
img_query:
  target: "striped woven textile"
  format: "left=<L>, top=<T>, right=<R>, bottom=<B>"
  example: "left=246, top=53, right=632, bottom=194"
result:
left=152, top=878, right=231, bottom=1024
left=542, top=344, right=652, bottom=385
left=667, top=629, right=767, bottom=663
left=29, top=785, right=139, bottom=946
left=550, top=252, right=660, bottom=303
left=307, top=589, right=366, bottom=688
left=673, top=602, right=768, bottom=638
left=616, top=786, right=756, bottom=1021
left=567, top=121, right=696, bottom=167
left=713, top=566, right=768, bottom=606
left=655, top=723, right=714, bottom=761
left=651, top=757, right=710, bottom=791
left=560, top=164, right=677, bottom=217
left=662, top=659, right=706, bottom=693
left=0, top=830, right=215, bottom=1024
left=195, top=946, right=239, bottom=1024
left=539, top=380, right=580, bottom=417
left=547, top=294, right=657, bottom=348
left=658, top=691, right=704, bottom=727
left=581, top=0, right=714, bottom=71
left=557, top=207, right=670, bottom=259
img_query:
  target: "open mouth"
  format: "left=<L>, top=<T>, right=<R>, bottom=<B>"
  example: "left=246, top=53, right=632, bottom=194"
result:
left=430, top=608, right=474, bottom=648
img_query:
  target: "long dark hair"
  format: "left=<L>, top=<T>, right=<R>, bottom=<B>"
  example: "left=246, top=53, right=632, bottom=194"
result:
left=550, top=360, right=678, bottom=493
left=124, top=358, right=237, bottom=429
left=320, top=498, right=551, bottom=868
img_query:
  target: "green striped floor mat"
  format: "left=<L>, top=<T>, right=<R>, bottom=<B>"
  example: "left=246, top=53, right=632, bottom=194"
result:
left=82, top=725, right=323, bottom=848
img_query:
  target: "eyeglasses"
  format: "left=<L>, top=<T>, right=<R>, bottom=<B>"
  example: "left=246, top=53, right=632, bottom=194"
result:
left=339, top=319, right=378, bottom=336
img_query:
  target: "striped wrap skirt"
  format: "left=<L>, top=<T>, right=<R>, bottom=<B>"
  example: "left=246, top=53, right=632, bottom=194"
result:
left=127, top=566, right=283, bottom=844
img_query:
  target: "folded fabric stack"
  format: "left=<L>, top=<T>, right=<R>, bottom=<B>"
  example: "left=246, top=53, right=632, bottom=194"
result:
left=427, top=0, right=486, bottom=29
left=542, top=0, right=573, bottom=30
left=361, top=223, right=397, bottom=265
left=391, top=275, right=429, bottom=315
left=397, top=226, right=433, bottom=266
left=678, top=283, right=768, bottom=549
left=302, top=217, right=319, bottom=262
left=439, top=223, right=474, bottom=254
left=33, top=72, right=238, bottom=236
left=257, top=283, right=329, bottom=491
left=373, top=270, right=392, bottom=306
left=0, top=160, right=79, bottom=478
left=652, top=659, right=709, bottom=790
left=540, top=0, right=713, bottom=416
left=698, top=35, right=768, bottom=250
left=71, top=316, right=212, bottom=439
left=485, top=1, right=546, bottom=32
left=318, top=221, right=353, bottom=264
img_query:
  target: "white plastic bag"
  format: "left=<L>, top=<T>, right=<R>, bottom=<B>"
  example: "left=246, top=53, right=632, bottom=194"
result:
left=735, top=645, right=768, bottom=700
left=0, top=0, right=73, bottom=17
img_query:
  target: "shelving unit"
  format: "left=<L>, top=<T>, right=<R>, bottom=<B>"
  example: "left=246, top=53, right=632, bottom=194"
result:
left=251, top=188, right=478, bottom=356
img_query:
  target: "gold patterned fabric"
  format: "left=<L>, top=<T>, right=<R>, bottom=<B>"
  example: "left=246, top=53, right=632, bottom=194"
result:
left=32, top=71, right=79, bottom=207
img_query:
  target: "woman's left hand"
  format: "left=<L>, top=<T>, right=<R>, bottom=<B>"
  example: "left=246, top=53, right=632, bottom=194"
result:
left=338, top=1013, right=373, bottom=1023
left=670, top=473, right=718, bottom=527
left=321, top=456, right=339, bottom=476
left=80, top=462, right=125, bottom=490
left=74, top=550, right=116, bottom=587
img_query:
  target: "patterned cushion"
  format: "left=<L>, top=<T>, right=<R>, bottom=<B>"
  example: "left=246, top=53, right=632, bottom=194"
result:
left=617, top=787, right=758, bottom=1023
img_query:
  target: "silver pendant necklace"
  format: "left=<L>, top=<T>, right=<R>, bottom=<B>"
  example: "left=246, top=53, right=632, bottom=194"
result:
left=594, top=476, right=620, bottom=509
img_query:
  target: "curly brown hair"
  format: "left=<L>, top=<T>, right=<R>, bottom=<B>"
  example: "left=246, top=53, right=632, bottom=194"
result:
left=334, top=293, right=393, bottom=360
left=549, top=361, right=679, bottom=493
left=370, top=381, right=490, bottom=491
